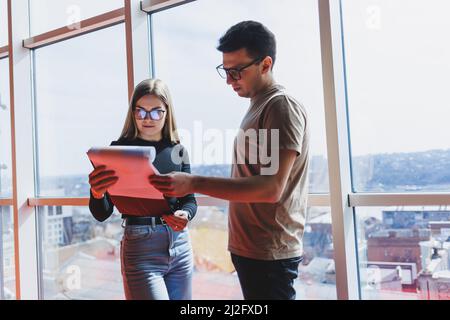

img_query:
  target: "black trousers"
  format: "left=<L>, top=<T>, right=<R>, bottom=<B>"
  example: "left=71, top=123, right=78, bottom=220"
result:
left=231, top=253, right=302, bottom=300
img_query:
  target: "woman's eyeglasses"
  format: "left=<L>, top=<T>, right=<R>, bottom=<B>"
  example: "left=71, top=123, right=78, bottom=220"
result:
left=134, top=108, right=166, bottom=121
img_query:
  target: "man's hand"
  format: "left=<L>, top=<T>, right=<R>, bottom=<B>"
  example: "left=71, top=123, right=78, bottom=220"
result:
left=163, top=210, right=189, bottom=231
left=149, top=172, right=194, bottom=197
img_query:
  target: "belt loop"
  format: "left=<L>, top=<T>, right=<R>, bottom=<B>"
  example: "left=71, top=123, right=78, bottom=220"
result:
left=151, top=217, right=156, bottom=229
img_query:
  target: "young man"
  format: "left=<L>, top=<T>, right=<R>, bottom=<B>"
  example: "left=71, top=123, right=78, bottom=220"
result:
left=150, top=21, right=309, bottom=300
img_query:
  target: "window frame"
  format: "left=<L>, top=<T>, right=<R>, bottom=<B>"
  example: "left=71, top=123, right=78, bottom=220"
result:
left=2, top=0, right=450, bottom=300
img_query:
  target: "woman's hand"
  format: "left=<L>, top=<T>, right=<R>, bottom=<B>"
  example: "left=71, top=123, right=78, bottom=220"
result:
left=88, top=165, right=119, bottom=199
left=163, top=210, right=189, bottom=231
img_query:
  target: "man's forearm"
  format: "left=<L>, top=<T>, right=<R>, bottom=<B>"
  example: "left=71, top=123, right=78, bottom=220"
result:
left=149, top=150, right=297, bottom=201
left=191, top=175, right=280, bottom=203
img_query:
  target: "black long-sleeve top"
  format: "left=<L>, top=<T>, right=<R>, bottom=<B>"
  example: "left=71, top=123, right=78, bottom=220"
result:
left=89, top=137, right=197, bottom=222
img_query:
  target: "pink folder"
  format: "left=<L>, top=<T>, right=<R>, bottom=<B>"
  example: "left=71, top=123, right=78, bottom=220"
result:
left=87, top=146, right=171, bottom=216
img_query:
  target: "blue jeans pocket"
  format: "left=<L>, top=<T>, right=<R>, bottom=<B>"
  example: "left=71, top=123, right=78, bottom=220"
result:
left=124, top=226, right=153, bottom=241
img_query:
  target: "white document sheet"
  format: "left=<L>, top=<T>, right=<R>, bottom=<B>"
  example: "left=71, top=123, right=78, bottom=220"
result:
left=87, top=146, right=164, bottom=199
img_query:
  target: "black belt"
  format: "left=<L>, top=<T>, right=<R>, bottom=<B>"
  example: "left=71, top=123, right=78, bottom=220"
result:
left=125, top=216, right=166, bottom=226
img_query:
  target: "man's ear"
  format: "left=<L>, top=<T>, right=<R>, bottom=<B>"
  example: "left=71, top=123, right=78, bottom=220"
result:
left=261, top=56, right=273, bottom=74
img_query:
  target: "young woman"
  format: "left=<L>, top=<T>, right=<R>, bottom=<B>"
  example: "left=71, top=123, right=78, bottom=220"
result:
left=88, top=79, right=197, bottom=300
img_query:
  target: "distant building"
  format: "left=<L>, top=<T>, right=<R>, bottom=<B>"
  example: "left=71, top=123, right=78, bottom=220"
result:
left=40, top=188, right=76, bottom=247
left=303, top=223, right=333, bottom=262
left=367, top=228, right=430, bottom=273
left=298, top=257, right=335, bottom=284
left=42, top=205, right=74, bottom=247
left=360, top=261, right=417, bottom=291
left=420, top=240, right=450, bottom=271
left=417, top=220, right=450, bottom=300
left=0, top=228, right=15, bottom=300
left=417, top=243, right=450, bottom=300
left=362, top=216, right=383, bottom=237
left=383, top=210, right=450, bottom=229
left=428, top=222, right=450, bottom=241
left=302, top=207, right=334, bottom=264
left=418, top=270, right=450, bottom=300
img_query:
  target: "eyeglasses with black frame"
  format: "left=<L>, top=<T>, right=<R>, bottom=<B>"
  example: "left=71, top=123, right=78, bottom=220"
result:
left=134, top=107, right=166, bottom=121
left=216, top=57, right=263, bottom=81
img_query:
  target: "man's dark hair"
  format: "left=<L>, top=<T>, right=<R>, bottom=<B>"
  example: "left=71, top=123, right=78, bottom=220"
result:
left=217, top=21, right=276, bottom=68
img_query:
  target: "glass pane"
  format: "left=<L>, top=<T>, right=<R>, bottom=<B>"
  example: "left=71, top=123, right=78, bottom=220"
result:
left=152, top=0, right=329, bottom=194
left=298, top=207, right=336, bottom=299
left=1, top=206, right=15, bottom=300
left=34, top=24, right=128, bottom=197
left=194, top=205, right=338, bottom=300
left=356, top=206, right=450, bottom=300
left=190, top=204, right=241, bottom=299
left=29, top=0, right=123, bottom=36
left=0, top=0, right=7, bottom=46
left=38, top=206, right=124, bottom=299
left=0, top=58, right=12, bottom=198
left=38, top=203, right=335, bottom=300
left=342, top=0, right=450, bottom=192
left=192, top=206, right=337, bottom=300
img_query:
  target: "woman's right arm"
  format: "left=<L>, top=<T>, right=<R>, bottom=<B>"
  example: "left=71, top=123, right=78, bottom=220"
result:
left=88, top=165, right=119, bottom=222
left=89, top=191, right=114, bottom=222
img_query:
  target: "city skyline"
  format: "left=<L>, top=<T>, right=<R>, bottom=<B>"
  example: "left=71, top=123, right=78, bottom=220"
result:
left=4, top=196, right=450, bottom=300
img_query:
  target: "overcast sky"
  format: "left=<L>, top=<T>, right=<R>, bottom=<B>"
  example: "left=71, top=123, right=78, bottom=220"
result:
left=1, top=0, right=449, bottom=179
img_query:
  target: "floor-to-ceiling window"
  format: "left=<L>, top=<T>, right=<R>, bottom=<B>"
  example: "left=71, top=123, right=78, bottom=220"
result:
left=1, top=0, right=449, bottom=300
left=342, top=0, right=450, bottom=299
left=150, top=0, right=333, bottom=299
left=0, top=0, right=15, bottom=300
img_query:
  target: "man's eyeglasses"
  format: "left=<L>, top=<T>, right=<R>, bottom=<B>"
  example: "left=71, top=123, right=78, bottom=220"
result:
left=134, top=107, right=166, bottom=121
left=216, top=57, right=263, bottom=81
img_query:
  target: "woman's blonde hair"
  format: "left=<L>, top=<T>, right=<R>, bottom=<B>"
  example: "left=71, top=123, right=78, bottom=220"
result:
left=119, top=79, right=180, bottom=144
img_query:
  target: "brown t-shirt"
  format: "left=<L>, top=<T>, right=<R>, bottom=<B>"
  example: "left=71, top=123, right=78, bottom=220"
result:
left=228, top=84, right=310, bottom=260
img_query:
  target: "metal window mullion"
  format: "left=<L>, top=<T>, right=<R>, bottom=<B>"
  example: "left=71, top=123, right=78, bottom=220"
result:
left=35, top=207, right=44, bottom=299
left=0, top=199, right=13, bottom=206
left=22, top=8, right=125, bottom=50
left=0, top=46, right=8, bottom=59
left=26, top=194, right=330, bottom=208
left=29, top=48, right=44, bottom=299
left=126, top=0, right=152, bottom=91
left=349, top=193, right=450, bottom=207
left=141, top=0, right=196, bottom=14
left=319, top=0, right=360, bottom=300
left=148, top=13, right=155, bottom=78
left=0, top=207, right=4, bottom=300
left=8, top=0, right=39, bottom=300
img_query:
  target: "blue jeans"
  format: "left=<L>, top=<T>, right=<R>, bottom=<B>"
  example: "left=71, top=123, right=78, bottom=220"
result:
left=231, top=253, right=302, bottom=300
left=120, top=224, right=193, bottom=300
